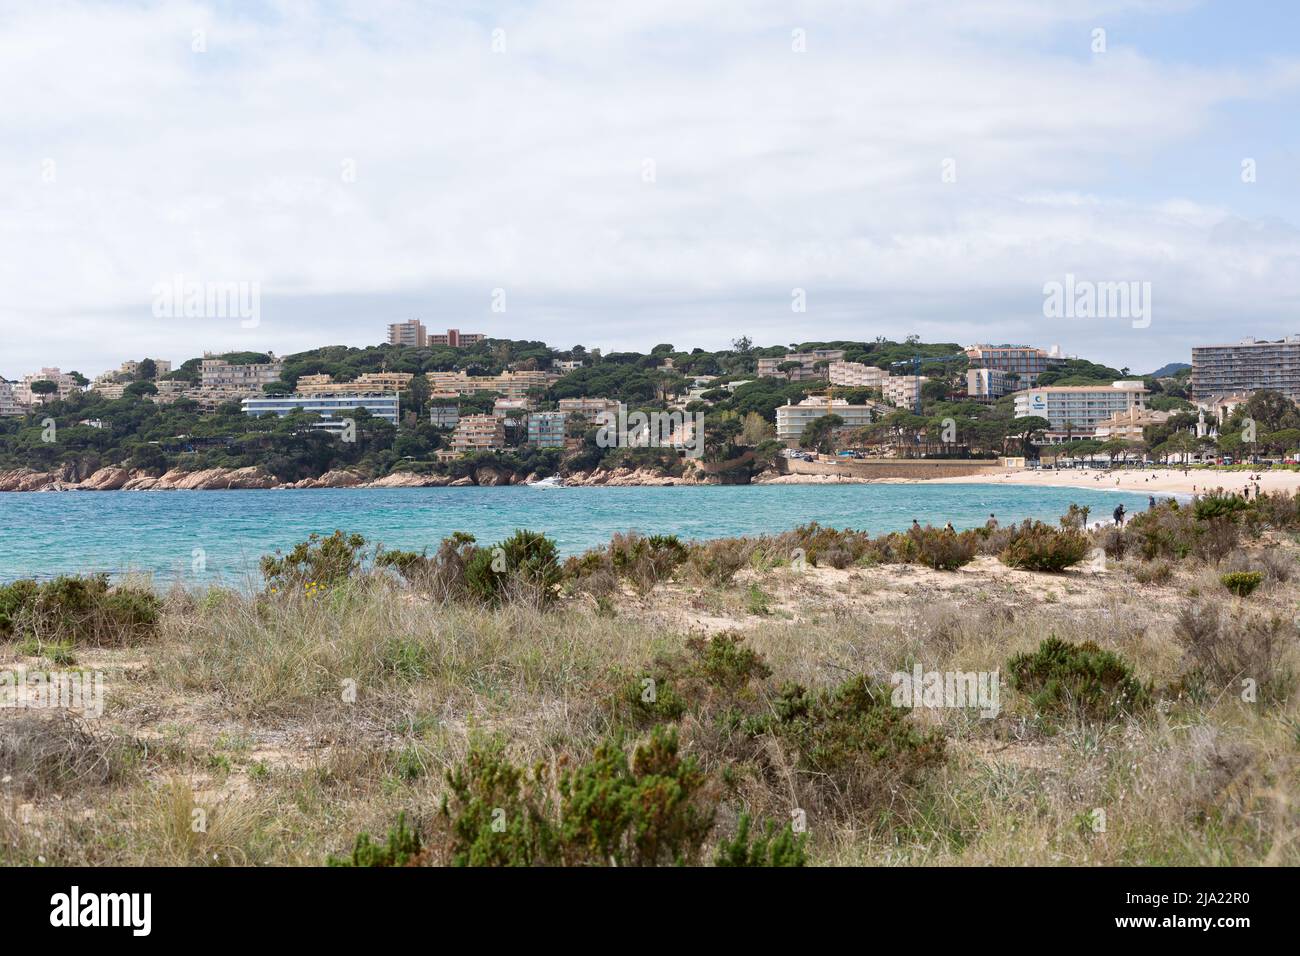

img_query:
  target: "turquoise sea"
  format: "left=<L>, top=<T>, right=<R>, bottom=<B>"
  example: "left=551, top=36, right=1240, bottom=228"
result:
left=0, top=484, right=1155, bottom=584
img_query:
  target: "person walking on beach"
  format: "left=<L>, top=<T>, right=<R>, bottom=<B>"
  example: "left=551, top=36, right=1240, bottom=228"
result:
left=986, top=513, right=998, bottom=530
left=944, top=521, right=955, bottom=533
left=912, top=518, right=921, bottom=531
left=1113, top=503, right=1126, bottom=527
left=1148, top=494, right=1156, bottom=510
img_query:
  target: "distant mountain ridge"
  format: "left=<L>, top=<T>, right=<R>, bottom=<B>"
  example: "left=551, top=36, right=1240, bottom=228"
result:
left=1148, top=362, right=1190, bottom=378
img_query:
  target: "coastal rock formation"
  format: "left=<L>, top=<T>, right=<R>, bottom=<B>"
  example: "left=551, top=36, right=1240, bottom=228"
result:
left=0, top=468, right=63, bottom=492
left=0, top=461, right=711, bottom=491
left=311, top=470, right=364, bottom=488
left=561, top=465, right=707, bottom=487
left=363, top=472, right=450, bottom=488
left=79, top=466, right=135, bottom=490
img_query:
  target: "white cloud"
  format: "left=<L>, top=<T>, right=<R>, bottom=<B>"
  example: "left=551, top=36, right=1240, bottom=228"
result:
left=1, top=0, right=1298, bottom=377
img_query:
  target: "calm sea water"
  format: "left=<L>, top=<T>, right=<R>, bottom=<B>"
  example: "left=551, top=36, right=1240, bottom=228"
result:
left=0, top=484, right=1153, bottom=584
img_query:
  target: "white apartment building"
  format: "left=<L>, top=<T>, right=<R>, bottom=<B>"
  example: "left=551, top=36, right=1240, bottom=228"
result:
left=776, top=397, right=879, bottom=444
left=966, top=368, right=1011, bottom=402
left=0, top=380, right=23, bottom=416
left=828, top=361, right=887, bottom=389
left=1014, top=381, right=1148, bottom=441
left=241, top=393, right=400, bottom=430
left=16, top=368, right=80, bottom=406
left=882, top=375, right=929, bottom=409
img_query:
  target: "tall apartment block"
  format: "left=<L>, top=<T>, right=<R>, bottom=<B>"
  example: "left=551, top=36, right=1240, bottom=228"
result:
left=964, top=344, right=1064, bottom=388
left=1191, top=336, right=1300, bottom=402
left=756, top=349, right=846, bottom=381
left=387, top=320, right=428, bottom=347
left=528, top=410, right=568, bottom=447
left=387, top=320, right=485, bottom=348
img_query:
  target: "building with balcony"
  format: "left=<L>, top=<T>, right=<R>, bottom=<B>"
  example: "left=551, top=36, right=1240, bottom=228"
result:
left=964, top=344, right=1065, bottom=388
left=430, top=403, right=459, bottom=428
left=828, top=361, right=887, bottom=390
left=757, top=349, right=845, bottom=382
left=556, top=397, right=623, bottom=421
left=16, top=368, right=81, bottom=406
left=200, top=354, right=283, bottom=392
left=1191, top=336, right=1300, bottom=402
left=528, top=411, right=568, bottom=448
left=1013, top=381, right=1147, bottom=441
left=882, top=375, right=929, bottom=409
left=428, top=328, right=485, bottom=348
left=0, top=380, right=23, bottom=416
left=1092, top=407, right=1171, bottom=442
left=452, top=414, right=506, bottom=453
left=296, top=372, right=414, bottom=395
left=241, top=393, right=400, bottom=430
left=966, top=367, right=1012, bottom=402
left=387, top=319, right=428, bottom=347
left=776, top=397, right=880, bottom=445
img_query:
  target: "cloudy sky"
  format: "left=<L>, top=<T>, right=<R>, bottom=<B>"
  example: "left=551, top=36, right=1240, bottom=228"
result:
left=2, top=0, right=1298, bottom=379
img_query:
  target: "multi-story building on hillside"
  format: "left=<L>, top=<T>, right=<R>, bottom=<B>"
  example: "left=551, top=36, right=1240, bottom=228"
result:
left=966, top=367, right=1012, bottom=402
left=528, top=411, right=567, bottom=448
left=0, top=380, right=23, bottom=416
left=828, top=361, right=887, bottom=390
left=241, top=393, right=400, bottom=430
left=757, top=349, right=845, bottom=382
left=388, top=319, right=428, bottom=347
left=295, top=372, right=414, bottom=395
left=964, top=344, right=1065, bottom=388
left=428, top=328, right=485, bottom=347
left=1191, top=336, right=1300, bottom=402
left=200, top=354, right=283, bottom=391
left=452, top=414, right=506, bottom=453
left=556, top=397, right=623, bottom=421
left=776, top=397, right=880, bottom=445
left=15, top=368, right=81, bottom=406
left=1013, top=381, right=1147, bottom=441
left=882, top=375, right=929, bottom=409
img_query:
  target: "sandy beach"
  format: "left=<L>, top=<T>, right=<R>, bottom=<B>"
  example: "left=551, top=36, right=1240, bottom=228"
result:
left=923, top=466, right=1300, bottom=496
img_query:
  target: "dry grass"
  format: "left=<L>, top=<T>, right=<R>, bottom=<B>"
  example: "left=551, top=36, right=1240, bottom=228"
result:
left=2, top=532, right=1299, bottom=866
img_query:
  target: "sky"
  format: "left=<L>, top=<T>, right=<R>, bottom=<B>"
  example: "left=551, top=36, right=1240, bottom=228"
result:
left=2, top=0, right=1299, bottom=379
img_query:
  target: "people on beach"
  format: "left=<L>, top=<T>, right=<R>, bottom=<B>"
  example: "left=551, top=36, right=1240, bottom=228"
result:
left=1113, top=504, right=1126, bottom=527
left=986, top=513, right=998, bottom=529
left=1148, top=494, right=1156, bottom=510
left=944, top=521, right=955, bottom=533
